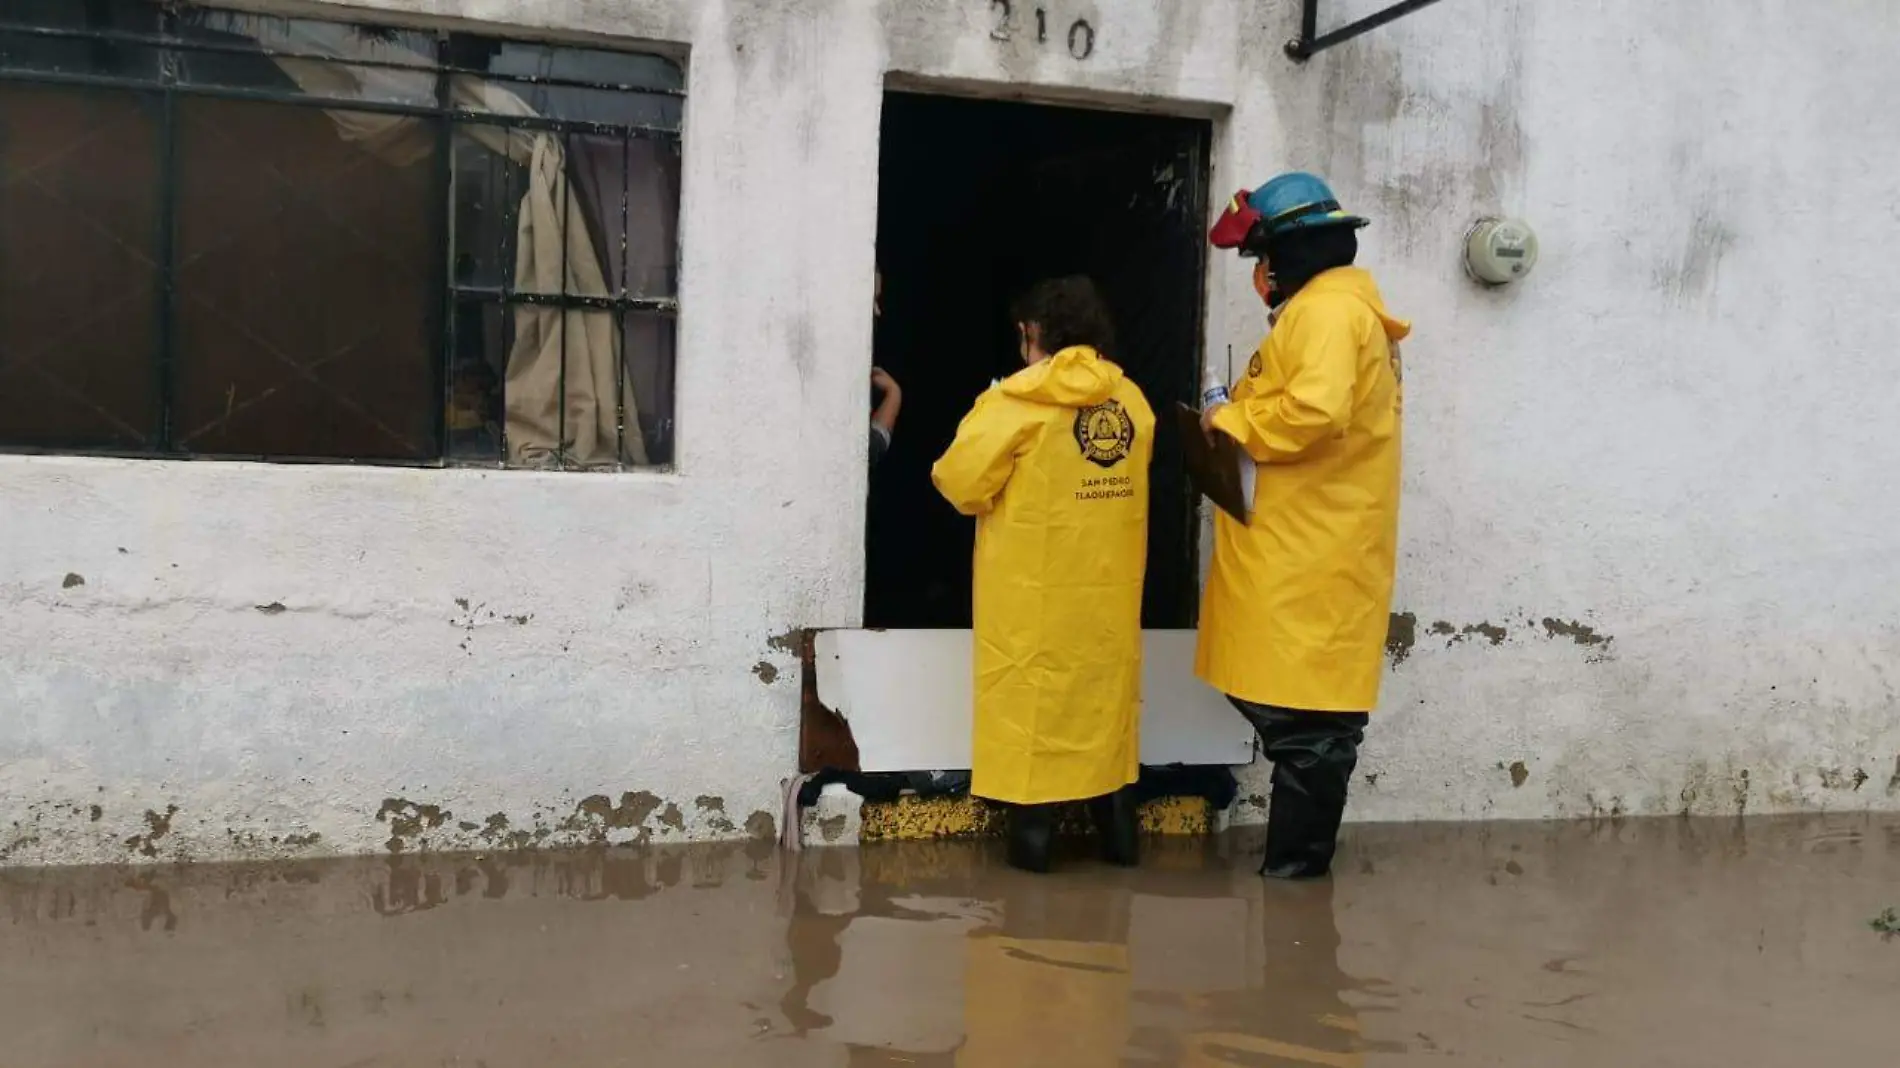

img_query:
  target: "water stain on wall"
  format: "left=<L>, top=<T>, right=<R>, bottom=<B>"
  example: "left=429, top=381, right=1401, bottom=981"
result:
left=126, top=872, right=177, bottom=931
left=1268, top=2, right=1532, bottom=258
left=1656, top=201, right=1739, bottom=305
left=1817, top=768, right=1871, bottom=792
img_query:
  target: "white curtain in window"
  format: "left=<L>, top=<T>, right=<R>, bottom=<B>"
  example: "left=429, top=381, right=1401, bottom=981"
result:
left=224, top=17, right=644, bottom=467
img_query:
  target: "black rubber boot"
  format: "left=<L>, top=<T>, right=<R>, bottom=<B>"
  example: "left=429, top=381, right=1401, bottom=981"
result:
left=1230, top=700, right=1367, bottom=880
left=1089, top=787, right=1140, bottom=867
left=1006, top=804, right=1056, bottom=874
left=1260, top=762, right=1336, bottom=879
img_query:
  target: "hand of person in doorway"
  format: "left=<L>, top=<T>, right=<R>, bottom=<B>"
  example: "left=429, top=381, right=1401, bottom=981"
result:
left=871, top=367, right=903, bottom=437
left=1200, top=403, right=1226, bottom=446
left=871, top=366, right=898, bottom=399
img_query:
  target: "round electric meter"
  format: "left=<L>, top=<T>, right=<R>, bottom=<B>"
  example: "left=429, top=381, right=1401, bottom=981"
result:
left=1464, top=217, right=1539, bottom=285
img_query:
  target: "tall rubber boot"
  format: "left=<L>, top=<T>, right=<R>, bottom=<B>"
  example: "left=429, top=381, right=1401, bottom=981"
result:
left=1231, top=700, right=1365, bottom=880
left=1089, top=787, right=1140, bottom=867
left=1006, top=804, right=1056, bottom=874
left=1260, top=761, right=1336, bottom=879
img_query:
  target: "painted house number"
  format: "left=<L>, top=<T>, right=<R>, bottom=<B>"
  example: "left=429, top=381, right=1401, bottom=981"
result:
left=990, top=1, right=1097, bottom=60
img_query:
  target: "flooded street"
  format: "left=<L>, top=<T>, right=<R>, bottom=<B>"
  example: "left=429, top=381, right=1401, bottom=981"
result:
left=2, top=816, right=1896, bottom=1066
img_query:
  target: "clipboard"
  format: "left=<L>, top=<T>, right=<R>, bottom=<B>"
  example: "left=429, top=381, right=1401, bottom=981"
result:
left=1175, top=402, right=1254, bottom=524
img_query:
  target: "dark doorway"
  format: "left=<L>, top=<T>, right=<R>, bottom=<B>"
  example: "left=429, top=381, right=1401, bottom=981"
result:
left=866, top=91, right=1210, bottom=630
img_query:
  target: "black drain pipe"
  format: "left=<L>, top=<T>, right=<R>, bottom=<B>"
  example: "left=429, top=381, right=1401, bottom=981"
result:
left=1286, top=0, right=1449, bottom=61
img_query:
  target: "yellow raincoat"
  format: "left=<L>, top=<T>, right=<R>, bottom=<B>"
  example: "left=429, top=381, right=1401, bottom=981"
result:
left=933, top=347, right=1156, bottom=805
left=1197, top=267, right=1409, bottom=712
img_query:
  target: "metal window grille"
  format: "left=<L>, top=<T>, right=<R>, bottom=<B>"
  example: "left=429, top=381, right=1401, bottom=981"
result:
left=0, top=0, right=683, bottom=468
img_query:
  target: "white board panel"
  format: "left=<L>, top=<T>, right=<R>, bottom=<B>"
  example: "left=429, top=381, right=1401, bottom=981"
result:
left=813, top=629, right=1256, bottom=773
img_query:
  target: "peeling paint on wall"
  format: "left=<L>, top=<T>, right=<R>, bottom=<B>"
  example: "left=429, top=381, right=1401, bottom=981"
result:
left=1428, top=620, right=1509, bottom=647
left=657, top=802, right=686, bottom=832
left=694, top=796, right=737, bottom=834
left=1540, top=618, right=1610, bottom=648
left=744, top=810, right=777, bottom=840
left=1397, top=614, right=1614, bottom=661
left=124, top=805, right=180, bottom=858
left=570, top=793, right=664, bottom=839
left=376, top=800, right=451, bottom=854
left=1385, top=612, right=1418, bottom=664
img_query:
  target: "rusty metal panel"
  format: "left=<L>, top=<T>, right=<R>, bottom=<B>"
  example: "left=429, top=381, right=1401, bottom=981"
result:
left=798, top=631, right=860, bottom=773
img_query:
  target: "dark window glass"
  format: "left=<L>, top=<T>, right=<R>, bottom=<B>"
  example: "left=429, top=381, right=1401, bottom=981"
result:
left=0, top=84, right=160, bottom=450
left=171, top=96, right=438, bottom=460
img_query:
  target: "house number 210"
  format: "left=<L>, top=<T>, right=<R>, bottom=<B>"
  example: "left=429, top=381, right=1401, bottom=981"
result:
left=989, top=1, right=1097, bottom=61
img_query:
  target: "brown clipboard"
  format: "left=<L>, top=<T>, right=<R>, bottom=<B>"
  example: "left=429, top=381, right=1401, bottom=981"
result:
left=1175, top=402, right=1252, bottom=524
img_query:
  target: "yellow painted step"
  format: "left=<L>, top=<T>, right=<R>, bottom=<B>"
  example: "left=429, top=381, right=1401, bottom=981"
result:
left=859, top=795, right=1214, bottom=842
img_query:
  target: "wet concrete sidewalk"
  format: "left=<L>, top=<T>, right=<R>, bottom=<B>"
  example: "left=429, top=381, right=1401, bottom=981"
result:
left=1, top=816, right=1896, bottom=1066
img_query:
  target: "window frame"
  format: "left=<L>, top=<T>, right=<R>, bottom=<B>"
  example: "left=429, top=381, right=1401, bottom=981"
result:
left=0, top=1, right=684, bottom=469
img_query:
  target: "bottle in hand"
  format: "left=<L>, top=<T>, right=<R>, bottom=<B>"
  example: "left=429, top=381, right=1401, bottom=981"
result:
left=1200, top=365, right=1231, bottom=410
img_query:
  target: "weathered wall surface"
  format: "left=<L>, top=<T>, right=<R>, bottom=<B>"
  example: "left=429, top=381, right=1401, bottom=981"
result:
left=1273, top=0, right=1900, bottom=825
left=4, top=0, right=1898, bottom=865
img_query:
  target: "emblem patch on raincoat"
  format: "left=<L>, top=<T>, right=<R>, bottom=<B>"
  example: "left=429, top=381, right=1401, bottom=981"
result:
left=1073, top=400, right=1135, bottom=469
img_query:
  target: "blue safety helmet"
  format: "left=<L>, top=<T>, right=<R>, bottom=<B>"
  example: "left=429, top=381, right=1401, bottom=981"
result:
left=1209, top=171, right=1369, bottom=252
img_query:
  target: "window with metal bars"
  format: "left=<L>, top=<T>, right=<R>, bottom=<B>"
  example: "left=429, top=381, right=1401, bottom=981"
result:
left=0, top=0, right=682, bottom=468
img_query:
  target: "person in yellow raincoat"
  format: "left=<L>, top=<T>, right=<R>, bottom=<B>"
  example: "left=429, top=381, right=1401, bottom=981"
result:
left=932, top=277, right=1155, bottom=874
left=1199, top=173, right=1409, bottom=879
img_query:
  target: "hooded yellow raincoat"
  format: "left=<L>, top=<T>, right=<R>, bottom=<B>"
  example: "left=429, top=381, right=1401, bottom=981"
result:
left=933, top=347, right=1156, bottom=805
left=1198, top=267, right=1409, bottom=712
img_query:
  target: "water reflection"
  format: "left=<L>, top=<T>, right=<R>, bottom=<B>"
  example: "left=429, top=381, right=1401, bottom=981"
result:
left=777, top=838, right=1397, bottom=1065
left=1, top=817, right=1896, bottom=1066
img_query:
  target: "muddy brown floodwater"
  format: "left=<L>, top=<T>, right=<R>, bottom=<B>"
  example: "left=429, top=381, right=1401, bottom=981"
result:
left=1, top=815, right=1897, bottom=1066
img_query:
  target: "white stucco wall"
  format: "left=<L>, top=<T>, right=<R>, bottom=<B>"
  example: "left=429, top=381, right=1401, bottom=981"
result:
left=4, top=0, right=1898, bottom=866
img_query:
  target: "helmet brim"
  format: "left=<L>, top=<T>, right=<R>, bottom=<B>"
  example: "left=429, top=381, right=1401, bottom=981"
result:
left=1271, top=211, right=1370, bottom=236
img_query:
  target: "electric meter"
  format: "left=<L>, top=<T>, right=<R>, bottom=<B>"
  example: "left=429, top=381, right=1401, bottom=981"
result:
left=1463, top=217, right=1538, bottom=286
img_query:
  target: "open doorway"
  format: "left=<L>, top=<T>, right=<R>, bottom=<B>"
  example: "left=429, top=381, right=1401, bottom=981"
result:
left=865, top=91, right=1211, bottom=631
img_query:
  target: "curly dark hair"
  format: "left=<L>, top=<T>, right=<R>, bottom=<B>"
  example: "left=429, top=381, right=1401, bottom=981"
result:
left=1010, top=276, right=1116, bottom=357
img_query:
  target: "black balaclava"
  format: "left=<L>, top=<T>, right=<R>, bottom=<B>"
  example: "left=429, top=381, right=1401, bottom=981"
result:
left=1256, top=225, right=1359, bottom=309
